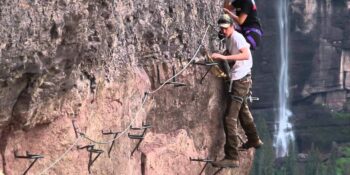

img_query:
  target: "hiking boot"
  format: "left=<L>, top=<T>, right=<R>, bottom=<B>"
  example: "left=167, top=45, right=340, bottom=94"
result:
left=240, top=139, right=264, bottom=150
left=212, top=158, right=239, bottom=168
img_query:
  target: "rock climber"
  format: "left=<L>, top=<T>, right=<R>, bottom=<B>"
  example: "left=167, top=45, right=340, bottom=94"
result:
left=210, top=14, right=263, bottom=168
left=223, top=0, right=263, bottom=50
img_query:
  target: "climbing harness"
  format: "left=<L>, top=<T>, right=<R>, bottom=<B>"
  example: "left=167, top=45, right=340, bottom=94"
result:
left=230, top=91, right=259, bottom=103
left=238, top=27, right=263, bottom=50
left=231, top=94, right=244, bottom=103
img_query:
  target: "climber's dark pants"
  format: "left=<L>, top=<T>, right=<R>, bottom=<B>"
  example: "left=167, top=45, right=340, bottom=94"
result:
left=223, top=74, right=259, bottom=160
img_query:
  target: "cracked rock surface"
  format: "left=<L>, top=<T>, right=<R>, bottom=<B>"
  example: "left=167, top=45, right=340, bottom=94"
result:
left=0, top=0, right=256, bottom=174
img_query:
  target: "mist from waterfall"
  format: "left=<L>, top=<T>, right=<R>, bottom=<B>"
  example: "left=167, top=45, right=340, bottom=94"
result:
left=273, top=0, right=295, bottom=158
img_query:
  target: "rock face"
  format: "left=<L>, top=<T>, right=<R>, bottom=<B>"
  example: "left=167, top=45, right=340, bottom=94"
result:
left=0, top=0, right=255, bottom=175
left=252, top=0, right=350, bottom=111
left=3, top=0, right=348, bottom=174
left=252, top=0, right=350, bottom=153
left=287, top=0, right=350, bottom=151
left=289, top=0, right=350, bottom=110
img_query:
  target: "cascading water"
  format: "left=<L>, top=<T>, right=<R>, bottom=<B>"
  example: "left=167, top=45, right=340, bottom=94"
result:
left=273, top=0, right=295, bottom=158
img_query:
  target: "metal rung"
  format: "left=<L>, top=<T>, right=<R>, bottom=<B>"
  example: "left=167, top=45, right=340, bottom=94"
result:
left=88, top=149, right=104, bottom=154
left=78, top=144, right=94, bottom=150
left=192, top=62, right=207, bottom=66
left=26, top=154, right=44, bottom=159
left=189, top=157, right=215, bottom=175
left=101, top=130, right=119, bottom=158
left=128, top=133, right=144, bottom=139
left=193, top=61, right=219, bottom=66
left=189, top=157, right=214, bottom=162
left=129, top=122, right=150, bottom=156
left=130, top=122, right=152, bottom=130
left=14, top=151, right=44, bottom=159
left=205, top=62, right=219, bottom=66
left=14, top=151, right=44, bottom=175
left=157, top=65, right=186, bottom=87
left=101, top=130, right=120, bottom=135
left=164, top=82, right=186, bottom=87
left=77, top=144, right=104, bottom=173
left=142, top=123, right=152, bottom=128
left=247, top=96, right=259, bottom=103
left=130, top=126, right=147, bottom=130
left=130, top=126, right=145, bottom=130
left=72, top=120, right=80, bottom=138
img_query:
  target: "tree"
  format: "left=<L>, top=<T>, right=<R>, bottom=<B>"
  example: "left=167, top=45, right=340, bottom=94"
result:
left=250, top=117, right=275, bottom=175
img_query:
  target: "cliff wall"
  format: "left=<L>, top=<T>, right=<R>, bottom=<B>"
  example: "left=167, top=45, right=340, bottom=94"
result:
left=0, top=0, right=254, bottom=175
left=253, top=0, right=350, bottom=153
left=2, top=0, right=348, bottom=174
left=252, top=0, right=350, bottom=110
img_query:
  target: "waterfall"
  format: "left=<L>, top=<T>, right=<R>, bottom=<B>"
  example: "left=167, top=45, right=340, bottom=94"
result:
left=273, top=0, right=295, bottom=158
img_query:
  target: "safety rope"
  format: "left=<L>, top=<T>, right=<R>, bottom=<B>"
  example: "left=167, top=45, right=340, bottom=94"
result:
left=81, top=24, right=211, bottom=144
left=80, top=93, right=149, bottom=145
left=35, top=24, right=211, bottom=174
left=37, top=1, right=123, bottom=173
left=147, top=25, right=211, bottom=94
left=37, top=137, right=83, bottom=175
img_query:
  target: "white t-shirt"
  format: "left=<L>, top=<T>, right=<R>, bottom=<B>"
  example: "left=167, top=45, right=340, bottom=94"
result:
left=226, top=31, right=253, bottom=80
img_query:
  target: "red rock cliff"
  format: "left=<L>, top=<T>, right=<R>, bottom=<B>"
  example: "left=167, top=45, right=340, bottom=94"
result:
left=0, top=1, right=255, bottom=174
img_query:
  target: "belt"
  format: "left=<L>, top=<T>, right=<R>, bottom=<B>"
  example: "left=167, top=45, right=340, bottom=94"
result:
left=239, top=74, right=251, bottom=81
left=225, top=73, right=251, bottom=83
left=224, top=73, right=251, bottom=94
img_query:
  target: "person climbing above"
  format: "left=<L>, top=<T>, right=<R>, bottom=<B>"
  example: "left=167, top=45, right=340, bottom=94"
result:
left=223, top=0, right=262, bottom=50
left=210, top=14, right=263, bottom=168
